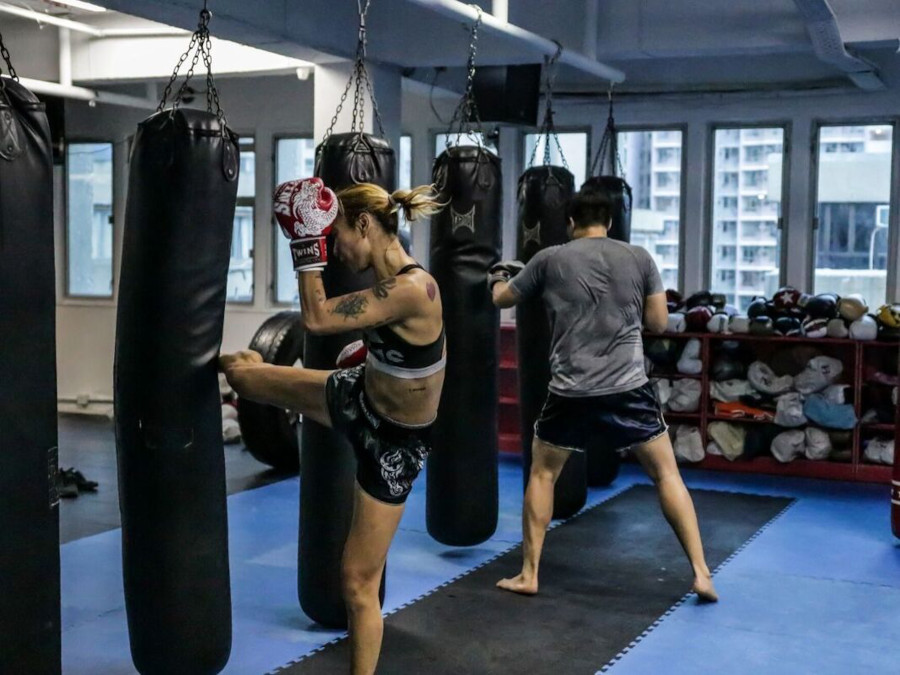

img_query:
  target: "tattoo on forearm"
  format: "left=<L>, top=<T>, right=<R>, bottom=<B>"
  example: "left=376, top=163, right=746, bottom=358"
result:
left=373, top=277, right=397, bottom=300
left=332, top=294, right=368, bottom=320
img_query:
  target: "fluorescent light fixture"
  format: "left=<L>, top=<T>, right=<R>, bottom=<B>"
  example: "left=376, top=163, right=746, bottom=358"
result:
left=0, top=2, right=103, bottom=35
left=49, top=0, right=107, bottom=11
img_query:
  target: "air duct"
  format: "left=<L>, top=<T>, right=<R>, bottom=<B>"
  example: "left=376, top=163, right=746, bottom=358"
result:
left=793, top=0, right=885, bottom=91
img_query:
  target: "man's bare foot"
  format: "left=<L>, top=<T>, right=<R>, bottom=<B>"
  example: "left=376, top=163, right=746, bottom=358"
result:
left=496, top=574, right=538, bottom=596
left=692, top=573, right=718, bottom=603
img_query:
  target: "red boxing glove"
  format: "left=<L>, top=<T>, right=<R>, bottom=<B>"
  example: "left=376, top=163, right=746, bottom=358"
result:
left=336, top=339, right=368, bottom=369
left=273, top=177, right=339, bottom=272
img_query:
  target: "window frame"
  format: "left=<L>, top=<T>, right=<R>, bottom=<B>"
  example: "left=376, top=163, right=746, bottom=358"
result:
left=271, top=133, right=316, bottom=307
left=64, top=139, right=116, bottom=300
left=808, top=117, right=898, bottom=301
left=705, top=121, right=792, bottom=306
left=615, top=123, right=688, bottom=293
left=398, top=133, right=414, bottom=192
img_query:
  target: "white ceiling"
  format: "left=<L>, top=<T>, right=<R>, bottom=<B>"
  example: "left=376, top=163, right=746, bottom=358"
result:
left=8, top=0, right=900, bottom=94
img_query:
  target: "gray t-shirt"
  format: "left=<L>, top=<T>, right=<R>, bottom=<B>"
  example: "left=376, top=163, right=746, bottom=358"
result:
left=509, top=237, right=664, bottom=397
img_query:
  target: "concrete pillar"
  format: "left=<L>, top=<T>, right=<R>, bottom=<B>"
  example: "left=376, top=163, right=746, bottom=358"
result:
left=784, top=117, right=815, bottom=292
left=682, top=120, right=709, bottom=295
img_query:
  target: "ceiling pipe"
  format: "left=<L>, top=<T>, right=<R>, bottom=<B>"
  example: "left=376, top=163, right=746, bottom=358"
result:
left=58, top=28, right=72, bottom=87
left=404, top=0, right=625, bottom=83
left=793, top=0, right=886, bottom=91
left=0, top=3, right=188, bottom=39
left=491, top=0, right=507, bottom=23
left=17, top=77, right=158, bottom=109
left=0, top=2, right=103, bottom=36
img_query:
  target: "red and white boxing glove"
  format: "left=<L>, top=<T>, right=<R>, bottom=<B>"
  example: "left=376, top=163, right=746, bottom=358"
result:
left=273, top=177, right=339, bottom=273
left=336, top=339, right=368, bottom=369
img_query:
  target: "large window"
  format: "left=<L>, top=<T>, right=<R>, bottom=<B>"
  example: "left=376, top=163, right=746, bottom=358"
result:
left=617, top=129, right=684, bottom=290
left=522, top=132, right=589, bottom=187
left=813, top=124, right=893, bottom=301
left=710, top=127, right=785, bottom=311
left=66, top=142, right=113, bottom=297
left=228, top=137, right=255, bottom=303
left=274, top=137, right=316, bottom=304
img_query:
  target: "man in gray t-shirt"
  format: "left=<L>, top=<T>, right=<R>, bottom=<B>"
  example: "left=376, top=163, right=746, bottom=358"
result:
left=487, top=178, right=718, bottom=603
left=510, top=235, right=664, bottom=397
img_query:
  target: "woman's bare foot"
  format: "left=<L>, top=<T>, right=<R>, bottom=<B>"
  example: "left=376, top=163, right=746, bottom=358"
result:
left=496, top=574, right=538, bottom=596
left=692, top=572, right=719, bottom=603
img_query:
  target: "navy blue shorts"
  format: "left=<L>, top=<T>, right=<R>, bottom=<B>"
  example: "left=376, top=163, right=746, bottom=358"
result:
left=534, top=381, right=667, bottom=454
left=326, top=365, right=432, bottom=505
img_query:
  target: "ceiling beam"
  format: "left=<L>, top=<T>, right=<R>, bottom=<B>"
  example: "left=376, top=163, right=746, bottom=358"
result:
left=403, top=0, right=625, bottom=83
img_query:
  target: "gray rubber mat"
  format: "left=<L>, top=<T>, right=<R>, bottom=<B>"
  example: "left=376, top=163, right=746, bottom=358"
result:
left=276, top=485, right=793, bottom=674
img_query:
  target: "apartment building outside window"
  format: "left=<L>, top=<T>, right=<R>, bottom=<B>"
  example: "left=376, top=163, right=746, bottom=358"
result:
left=618, top=129, right=684, bottom=290
left=710, top=127, right=786, bottom=310
left=813, top=124, right=894, bottom=301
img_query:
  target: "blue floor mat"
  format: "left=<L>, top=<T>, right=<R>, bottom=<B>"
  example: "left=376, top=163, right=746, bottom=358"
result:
left=61, top=459, right=900, bottom=674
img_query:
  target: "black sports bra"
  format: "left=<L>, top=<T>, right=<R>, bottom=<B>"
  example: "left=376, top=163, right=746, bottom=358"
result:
left=363, top=264, right=446, bottom=379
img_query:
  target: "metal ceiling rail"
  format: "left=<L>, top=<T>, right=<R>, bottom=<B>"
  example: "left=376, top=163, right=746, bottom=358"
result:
left=404, top=0, right=626, bottom=84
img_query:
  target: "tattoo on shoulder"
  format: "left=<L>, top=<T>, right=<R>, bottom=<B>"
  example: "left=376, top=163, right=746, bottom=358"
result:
left=408, top=386, right=426, bottom=393
left=332, top=294, right=368, bottom=320
left=426, top=282, right=437, bottom=302
left=373, top=277, right=398, bottom=300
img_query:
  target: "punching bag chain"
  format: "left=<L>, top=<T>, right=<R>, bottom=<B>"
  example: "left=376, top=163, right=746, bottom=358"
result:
left=446, top=5, right=485, bottom=149
left=323, top=0, right=387, bottom=145
left=590, top=85, right=624, bottom=178
left=529, top=42, right=568, bottom=171
left=0, top=30, right=17, bottom=84
left=157, top=4, right=227, bottom=127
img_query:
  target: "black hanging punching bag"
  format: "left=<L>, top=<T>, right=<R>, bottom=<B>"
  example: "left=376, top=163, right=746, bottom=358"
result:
left=299, top=131, right=394, bottom=628
left=0, top=78, right=60, bottom=675
left=516, top=166, right=586, bottom=519
left=428, top=146, right=501, bottom=545
left=581, top=174, right=632, bottom=243
left=115, top=109, right=238, bottom=674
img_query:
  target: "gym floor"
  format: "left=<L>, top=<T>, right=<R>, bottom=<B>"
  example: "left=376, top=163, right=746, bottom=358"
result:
left=59, top=414, right=899, bottom=674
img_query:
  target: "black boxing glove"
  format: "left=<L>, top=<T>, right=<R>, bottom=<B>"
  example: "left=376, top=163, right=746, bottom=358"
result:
left=487, top=260, right=525, bottom=291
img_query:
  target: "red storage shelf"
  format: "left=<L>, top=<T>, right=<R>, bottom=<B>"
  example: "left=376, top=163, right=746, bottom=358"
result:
left=498, top=324, right=896, bottom=483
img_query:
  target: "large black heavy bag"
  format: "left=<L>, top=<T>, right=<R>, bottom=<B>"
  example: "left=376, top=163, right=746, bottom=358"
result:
left=238, top=311, right=306, bottom=472
left=0, top=78, right=60, bottom=675
left=115, top=108, right=238, bottom=674
left=299, top=131, right=394, bottom=628
left=582, top=175, right=632, bottom=243
left=516, top=166, right=586, bottom=518
left=428, top=146, right=501, bottom=545
left=586, top=440, right=621, bottom=487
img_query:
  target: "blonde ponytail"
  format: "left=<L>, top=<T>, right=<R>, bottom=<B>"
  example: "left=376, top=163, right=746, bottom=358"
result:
left=337, top=182, right=446, bottom=236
